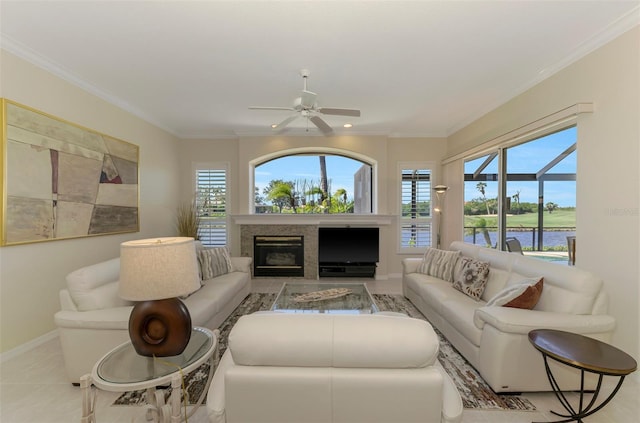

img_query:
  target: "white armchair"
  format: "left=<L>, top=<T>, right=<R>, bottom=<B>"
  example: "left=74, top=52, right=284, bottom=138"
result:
left=207, top=313, right=463, bottom=423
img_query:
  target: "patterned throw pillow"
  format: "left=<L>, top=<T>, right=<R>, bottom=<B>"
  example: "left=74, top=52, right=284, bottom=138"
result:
left=486, top=278, right=544, bottom=309
left=198, top=247, right=232, bottom=281
left=418, top=248, right=461, bottom=282
left=452, top=257, right=491, bottom=301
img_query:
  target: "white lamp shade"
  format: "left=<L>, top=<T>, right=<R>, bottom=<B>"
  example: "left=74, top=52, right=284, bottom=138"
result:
left=118, top=237, right=200, bottom=301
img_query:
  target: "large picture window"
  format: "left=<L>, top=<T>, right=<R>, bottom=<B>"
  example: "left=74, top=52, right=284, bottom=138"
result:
left=253, top=154, right=372, bottom=214
left=463, top=127, right=576, bottom=262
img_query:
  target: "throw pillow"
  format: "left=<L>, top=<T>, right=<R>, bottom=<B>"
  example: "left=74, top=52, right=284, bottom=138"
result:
left=418, top=248, right=461, bottom=282
left=452, top=257, right=490, bottom=301
left=486, top=278, right=544, bottom=309
left=198, top=247, right=232, bottom=281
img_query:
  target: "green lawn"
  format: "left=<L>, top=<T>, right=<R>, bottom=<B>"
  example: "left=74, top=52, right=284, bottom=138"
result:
left=464, top=209, right=576, bottom=229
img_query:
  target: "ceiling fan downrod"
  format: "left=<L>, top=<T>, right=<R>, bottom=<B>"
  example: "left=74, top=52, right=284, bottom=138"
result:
left=301, top=69, right=310, bottom=91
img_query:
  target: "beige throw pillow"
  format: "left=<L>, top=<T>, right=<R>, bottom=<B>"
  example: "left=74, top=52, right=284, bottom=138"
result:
left=418, top=248, right=461, bottom=282
left=452, top=257, right=490, bottom=301
left=198, top=247, right=232, bottom=281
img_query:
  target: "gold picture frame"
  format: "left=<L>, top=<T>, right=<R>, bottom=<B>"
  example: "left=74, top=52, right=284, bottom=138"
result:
left=0, top=99, right=139, bottom=246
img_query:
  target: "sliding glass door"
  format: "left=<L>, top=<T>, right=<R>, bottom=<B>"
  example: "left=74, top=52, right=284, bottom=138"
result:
left=503, top=127, right=576, bottom=254
left=463, top=153, right=499, bottom=248
left=463, top=126, right=576, bottom=262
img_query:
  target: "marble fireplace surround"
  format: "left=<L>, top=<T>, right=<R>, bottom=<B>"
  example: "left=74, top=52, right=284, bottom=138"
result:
left=235, top=215, right=393, bottom=280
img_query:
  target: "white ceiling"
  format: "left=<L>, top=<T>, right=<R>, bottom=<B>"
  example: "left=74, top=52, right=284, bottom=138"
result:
left=1, top=1, right=638, bottom=139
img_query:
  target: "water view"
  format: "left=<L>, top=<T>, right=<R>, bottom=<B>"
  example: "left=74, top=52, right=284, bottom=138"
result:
left=464, top=229, right=575, bottom=250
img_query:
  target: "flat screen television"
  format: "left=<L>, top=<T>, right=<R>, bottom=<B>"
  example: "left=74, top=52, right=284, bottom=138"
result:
left=318, top=227, right=379, bottom=264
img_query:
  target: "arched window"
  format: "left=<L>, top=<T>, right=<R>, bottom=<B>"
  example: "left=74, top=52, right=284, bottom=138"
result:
left=253, top=153, right=373, bottom=214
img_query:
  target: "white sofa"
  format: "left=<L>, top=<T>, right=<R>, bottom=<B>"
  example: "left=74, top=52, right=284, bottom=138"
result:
left=54, top=255, right=252, bottom=384
left=403, top=241, right=616, bottom=393
left=207, top=313, right=463, bottom=423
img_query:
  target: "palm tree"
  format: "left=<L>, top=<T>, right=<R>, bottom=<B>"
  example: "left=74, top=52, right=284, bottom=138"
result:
left=266, top=181, right=298, bottom=213
left=475, top=218, right=493, bottom=247
left=333, top=188, right=348, bottom=212
left=319, top=155, right=330, bottom=212
left=305, top=186, right=325, bottom=210
left=476, top=182, right=491, bottom=214
left=511, top=190, right=521, bottom=214
left=545, top=202, right=558, bottom=214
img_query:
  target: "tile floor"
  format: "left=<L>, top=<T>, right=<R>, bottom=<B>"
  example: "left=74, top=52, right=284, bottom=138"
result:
left=1, top=277, right=638, bottom=422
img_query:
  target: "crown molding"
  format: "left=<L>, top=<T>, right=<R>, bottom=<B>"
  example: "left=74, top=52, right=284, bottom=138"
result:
left=1, top=35, right=179, bottom=137
left=447, top=8, right=640, bottom=137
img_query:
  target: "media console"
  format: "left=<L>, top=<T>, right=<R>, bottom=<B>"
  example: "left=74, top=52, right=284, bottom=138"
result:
left=318, top=263, right=377, bottom=278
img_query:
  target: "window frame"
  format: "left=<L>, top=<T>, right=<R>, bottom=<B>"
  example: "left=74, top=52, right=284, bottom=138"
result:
left=193, top=162, right=229, bottom=247
left=462, top=124, right=577, bottom=252
left=398, top=161, right=435, bottom=254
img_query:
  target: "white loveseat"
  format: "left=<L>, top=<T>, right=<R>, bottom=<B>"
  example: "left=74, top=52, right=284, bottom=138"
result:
left=207, top=313, right=463, bottom=423
left=54, top=255, right=252, bottom=383
left=403, top=241, right=616, bottom=393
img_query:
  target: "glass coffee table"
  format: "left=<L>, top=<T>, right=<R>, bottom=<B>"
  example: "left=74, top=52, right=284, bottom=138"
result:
left=271, top=282, right=379, bottom=314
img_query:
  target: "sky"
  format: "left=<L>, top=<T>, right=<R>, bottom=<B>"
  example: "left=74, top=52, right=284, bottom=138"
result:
left=464, top=127, right=577, bottom=207
left=255, top=155, right=365, bottom=201
left=255, top=127, right=577, bottom=207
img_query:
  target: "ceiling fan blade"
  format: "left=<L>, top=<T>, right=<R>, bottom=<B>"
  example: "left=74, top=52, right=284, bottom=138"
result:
left=317, top=107, right=361, bottom=117
left=309, top=115, right=333, bottom=135
left=249, top=106, right=295, bottom=111
left=301, top=90, right=317, bottom=108
left=273, top=114, right=298, bottom=130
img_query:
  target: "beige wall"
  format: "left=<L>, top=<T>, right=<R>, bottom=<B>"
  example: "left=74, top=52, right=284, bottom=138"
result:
left=443, top=27, right=640, bottom=359
left=0, top=51, right=182, bottom=353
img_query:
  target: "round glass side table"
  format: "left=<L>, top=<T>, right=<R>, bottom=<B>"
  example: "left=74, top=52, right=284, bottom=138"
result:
left=80, top=327, right=218, bottom=423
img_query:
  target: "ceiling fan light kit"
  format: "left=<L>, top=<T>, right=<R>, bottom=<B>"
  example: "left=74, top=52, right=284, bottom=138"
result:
left=250, top=69, right=361, bottom=135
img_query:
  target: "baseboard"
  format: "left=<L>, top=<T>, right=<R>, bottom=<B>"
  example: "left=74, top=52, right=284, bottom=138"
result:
left=0, top=329, right=59, bottom=363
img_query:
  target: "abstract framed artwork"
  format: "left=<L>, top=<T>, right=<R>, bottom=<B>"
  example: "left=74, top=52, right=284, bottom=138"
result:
left=1, top=99, right=139, bottom=246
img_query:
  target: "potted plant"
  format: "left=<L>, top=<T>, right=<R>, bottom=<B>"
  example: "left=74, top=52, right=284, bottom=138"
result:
left=176, top=198, right=200, bottom=239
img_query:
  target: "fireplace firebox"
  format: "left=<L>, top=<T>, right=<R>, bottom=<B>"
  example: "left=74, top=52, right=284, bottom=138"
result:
left=253, top=236, right=304, bottom=277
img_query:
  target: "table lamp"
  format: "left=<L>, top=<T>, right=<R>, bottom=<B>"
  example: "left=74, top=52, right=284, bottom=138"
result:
left=119, top=237, right=201, bottom=357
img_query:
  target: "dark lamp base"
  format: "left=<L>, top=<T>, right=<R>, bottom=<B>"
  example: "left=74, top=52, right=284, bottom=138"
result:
left=128, top=297, right=192, bottom=357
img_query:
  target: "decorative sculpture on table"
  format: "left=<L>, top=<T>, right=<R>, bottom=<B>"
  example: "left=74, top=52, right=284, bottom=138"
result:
left=292, top=288, right=353, bottom=303
left=118, top=237, right=201, bottom=357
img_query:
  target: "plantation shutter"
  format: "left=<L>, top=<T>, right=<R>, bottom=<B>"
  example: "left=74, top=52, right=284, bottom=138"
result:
left=400, top=168, right=432, bottom=249
left=196, top=168, right=227, bottom=247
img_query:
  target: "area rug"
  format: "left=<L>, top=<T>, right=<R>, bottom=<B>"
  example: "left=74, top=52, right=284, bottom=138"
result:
left=372, top=294, right=536, bottom=411
left=115, top=292, right=536, bottom=411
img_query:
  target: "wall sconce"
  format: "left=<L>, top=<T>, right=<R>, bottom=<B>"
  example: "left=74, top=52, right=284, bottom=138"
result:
left=433, top=185, right=449, bottom=248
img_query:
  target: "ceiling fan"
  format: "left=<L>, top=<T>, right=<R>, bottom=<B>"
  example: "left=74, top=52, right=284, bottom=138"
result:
left=249, top=69, right=361, bottom=135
